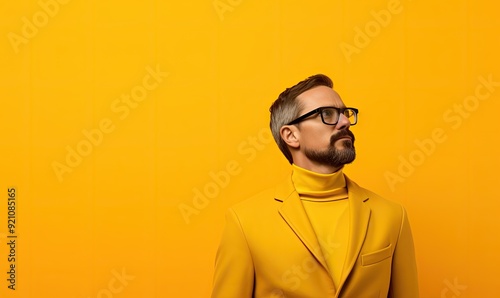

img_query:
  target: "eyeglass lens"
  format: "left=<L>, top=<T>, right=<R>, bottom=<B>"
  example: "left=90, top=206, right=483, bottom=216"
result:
left=321, top=108, right=356, bottom=124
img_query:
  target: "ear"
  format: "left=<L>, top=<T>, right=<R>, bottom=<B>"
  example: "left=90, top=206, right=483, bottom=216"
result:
left=280, top=125, right=300, bottom=149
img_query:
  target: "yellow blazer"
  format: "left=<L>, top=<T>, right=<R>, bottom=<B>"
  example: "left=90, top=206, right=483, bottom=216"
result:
left=212, top=175, right=419, bottom=298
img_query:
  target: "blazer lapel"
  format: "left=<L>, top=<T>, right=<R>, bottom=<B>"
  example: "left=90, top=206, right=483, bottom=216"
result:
left=335, top=176, right=371, bottom=296
left=274, top=176, right=329, bottom=272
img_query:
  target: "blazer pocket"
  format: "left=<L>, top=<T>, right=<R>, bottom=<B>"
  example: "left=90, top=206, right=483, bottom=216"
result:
left=361, top=244, right=392, bottom=266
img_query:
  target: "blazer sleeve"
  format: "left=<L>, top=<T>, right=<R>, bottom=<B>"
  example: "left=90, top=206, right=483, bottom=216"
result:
left=389, top=206, right=419, bottom=298
left=211, top=208, right=255, bottom=298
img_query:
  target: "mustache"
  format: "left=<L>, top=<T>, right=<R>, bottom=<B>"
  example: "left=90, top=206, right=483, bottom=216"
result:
left=330, top=130, right=355, bottom=145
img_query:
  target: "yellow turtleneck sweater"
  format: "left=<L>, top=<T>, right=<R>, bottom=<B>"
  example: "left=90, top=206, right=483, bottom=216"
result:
left=291, top=164, right=349, bottom=290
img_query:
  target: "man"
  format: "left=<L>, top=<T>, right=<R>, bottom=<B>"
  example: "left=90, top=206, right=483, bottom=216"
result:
left=211, top=74, right=419, bottom=297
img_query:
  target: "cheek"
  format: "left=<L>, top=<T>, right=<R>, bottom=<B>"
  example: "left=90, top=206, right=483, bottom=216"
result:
left=299, top=124, right=335, bottom=147
left=303, top=130, right=331, bottom=148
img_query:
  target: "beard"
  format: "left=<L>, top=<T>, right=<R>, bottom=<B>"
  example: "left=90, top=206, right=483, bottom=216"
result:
left=304, top=130, right=356, bottom=169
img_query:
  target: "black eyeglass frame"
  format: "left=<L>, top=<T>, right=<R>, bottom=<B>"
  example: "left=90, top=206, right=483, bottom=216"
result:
left=287, top=106, right=359, bottom=126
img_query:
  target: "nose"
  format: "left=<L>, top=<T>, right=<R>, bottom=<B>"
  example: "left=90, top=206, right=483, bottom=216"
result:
left=336, top=113, right=351, bottom=130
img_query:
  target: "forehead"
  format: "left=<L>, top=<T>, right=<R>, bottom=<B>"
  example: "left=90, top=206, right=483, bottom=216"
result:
left=296, top=85, right=345, bottom=112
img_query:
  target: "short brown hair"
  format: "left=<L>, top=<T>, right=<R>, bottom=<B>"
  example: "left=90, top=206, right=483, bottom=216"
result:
left=269, top=74, right=334, bottom=164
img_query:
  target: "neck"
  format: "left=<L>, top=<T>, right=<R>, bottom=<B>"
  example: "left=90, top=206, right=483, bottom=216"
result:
left=291, top=164, right=347, bottom=197
left=292, top=157, right=344, bottom=174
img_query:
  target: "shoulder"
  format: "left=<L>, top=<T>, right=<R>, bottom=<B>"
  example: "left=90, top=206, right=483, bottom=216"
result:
left=227, top=175, right=293, bottom=220
left=346, top=175, right=406, bottom=217
left=230, top=186, right=279, bottom=215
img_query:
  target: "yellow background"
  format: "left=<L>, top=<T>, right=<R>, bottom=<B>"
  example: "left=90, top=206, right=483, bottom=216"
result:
left=1, top=0, right=499, bottom=297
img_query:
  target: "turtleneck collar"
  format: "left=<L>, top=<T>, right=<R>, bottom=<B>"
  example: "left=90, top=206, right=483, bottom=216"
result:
left=291, top=164, right=347, bottom=200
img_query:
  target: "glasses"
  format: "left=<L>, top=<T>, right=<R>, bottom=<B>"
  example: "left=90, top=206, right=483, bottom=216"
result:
left=287, top=106, right=359, bottom=126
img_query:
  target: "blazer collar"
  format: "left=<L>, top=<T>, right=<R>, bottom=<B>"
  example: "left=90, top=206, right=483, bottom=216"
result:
left=275, top=175, right=329, bottom=271
left=336, top=177, right=371, bottom=295
left=275, top=174, right=371, bottom=294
